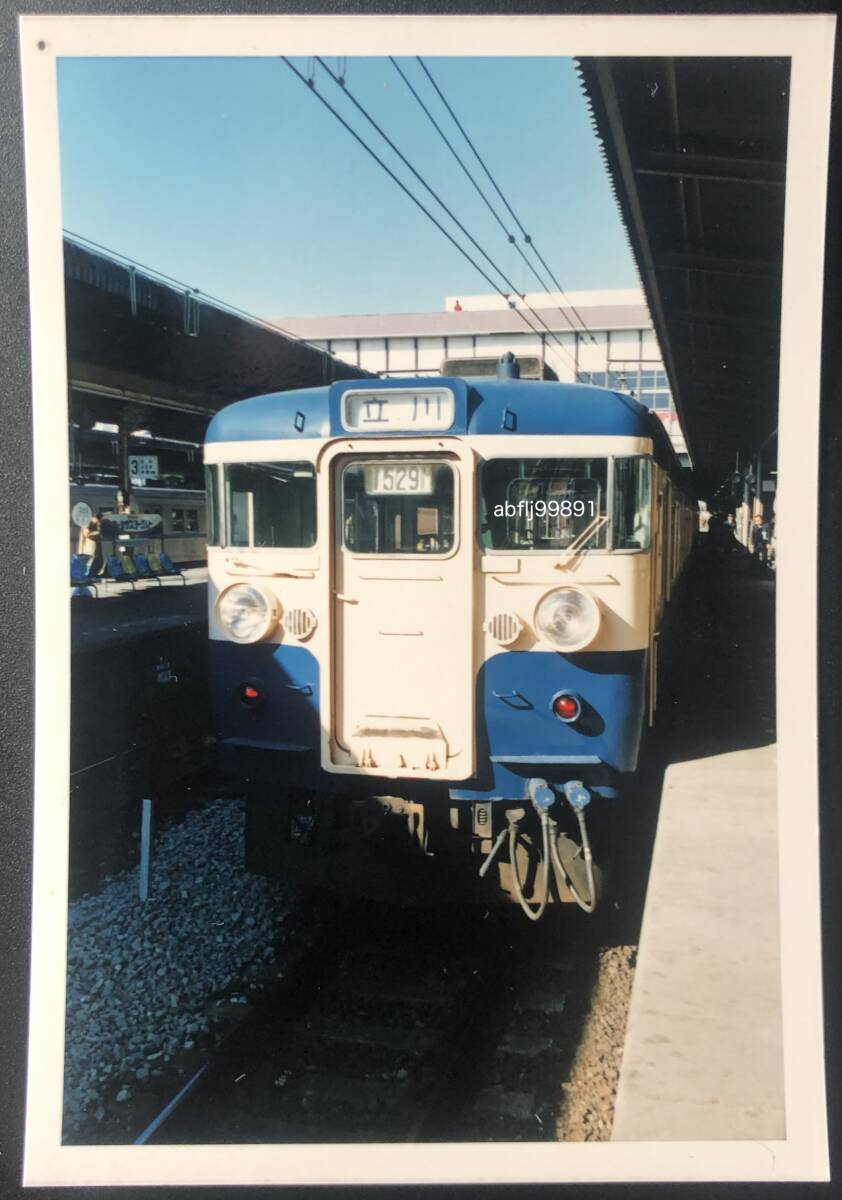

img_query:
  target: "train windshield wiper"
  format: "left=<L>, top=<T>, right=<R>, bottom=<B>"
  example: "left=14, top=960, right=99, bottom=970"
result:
left=555, top=514, right=608, bottom=567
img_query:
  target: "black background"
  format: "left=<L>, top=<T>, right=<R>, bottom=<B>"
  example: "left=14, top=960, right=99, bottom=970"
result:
left=1, top=2, right=840, bottom=1198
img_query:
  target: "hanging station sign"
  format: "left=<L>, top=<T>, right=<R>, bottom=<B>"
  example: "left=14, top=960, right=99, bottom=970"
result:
left=101, top=512, right=163, bottom=535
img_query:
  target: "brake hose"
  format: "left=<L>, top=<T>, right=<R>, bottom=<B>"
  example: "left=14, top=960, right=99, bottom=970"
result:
left=508, top=809, right=551, bottom=922
left=478, top=803, right=596, bottom=919
left=549, top=809, right=597, bottom=913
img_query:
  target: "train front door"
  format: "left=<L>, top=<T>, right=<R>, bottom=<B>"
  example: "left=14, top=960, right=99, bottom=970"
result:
left=329, top=443, right=475, bottom=780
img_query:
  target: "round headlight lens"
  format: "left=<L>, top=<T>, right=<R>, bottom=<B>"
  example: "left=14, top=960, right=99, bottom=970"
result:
left=217, top=584, right=279, bottom=643
left=534, top=588, right=600, bottom=652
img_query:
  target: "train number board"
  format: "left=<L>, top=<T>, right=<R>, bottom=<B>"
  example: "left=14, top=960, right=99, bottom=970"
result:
left=342, top=388, right=455, bottom=433
left=363, top=462, right=434, bottom=495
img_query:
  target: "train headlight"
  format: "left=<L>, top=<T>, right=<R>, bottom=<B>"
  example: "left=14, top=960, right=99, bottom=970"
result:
left=216, top=584, right=280, bottom=643
left=534, top=588, right=600, bottom=653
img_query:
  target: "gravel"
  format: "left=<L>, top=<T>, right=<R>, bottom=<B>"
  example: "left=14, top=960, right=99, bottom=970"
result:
left=63, top=798, right=289, bottom=1139
left=555, top=944, right=637, bottom=1141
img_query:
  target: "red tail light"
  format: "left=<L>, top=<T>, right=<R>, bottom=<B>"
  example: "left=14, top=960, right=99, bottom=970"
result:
left=239, top=682, right=265, bottom=708
left=552, top=693, right=581, bottom=723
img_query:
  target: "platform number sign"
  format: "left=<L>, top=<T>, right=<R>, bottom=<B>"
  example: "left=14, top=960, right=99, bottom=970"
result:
left=129, top=455, right=159, bottom=485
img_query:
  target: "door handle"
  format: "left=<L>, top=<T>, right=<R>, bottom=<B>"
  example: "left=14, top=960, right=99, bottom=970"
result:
left=334, top=593, right=359, bottom=604
left=492, top=689, right=533, bottom=710
left=285, top=684, right=313, bottom=696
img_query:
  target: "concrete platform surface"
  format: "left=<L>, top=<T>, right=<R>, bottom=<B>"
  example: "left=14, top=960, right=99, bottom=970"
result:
left=612, top=741, right=783, bottom=1141
left=71, top=568, right=208, bottom=652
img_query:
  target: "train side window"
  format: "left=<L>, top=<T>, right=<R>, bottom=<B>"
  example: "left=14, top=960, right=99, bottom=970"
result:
left=342, top=460, right=454, bottom=555
left=223, top=462, right=316, bottom=549
left=171, top=507, right=199, bottom=533
left=480, top=458, right=608, bottom=552
left=613, top=458, right=651, bottom=551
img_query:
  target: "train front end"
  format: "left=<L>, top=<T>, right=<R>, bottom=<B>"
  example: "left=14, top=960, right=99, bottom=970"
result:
left=205, top=361, right=691, bottom=917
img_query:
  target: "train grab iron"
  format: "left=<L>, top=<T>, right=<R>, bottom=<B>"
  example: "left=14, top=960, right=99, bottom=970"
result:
left=205, top=353, right=695, bottom=920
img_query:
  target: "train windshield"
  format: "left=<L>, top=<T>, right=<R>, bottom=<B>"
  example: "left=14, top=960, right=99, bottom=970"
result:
left=222, top=462, right=316, bottom=548
left=342, top=459, right=455, bottom=554
left=481, top=458, right=608, bottom=551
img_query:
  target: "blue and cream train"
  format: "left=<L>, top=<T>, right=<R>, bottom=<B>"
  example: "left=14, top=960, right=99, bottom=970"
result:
left=205, top=354, right=694, bottom=919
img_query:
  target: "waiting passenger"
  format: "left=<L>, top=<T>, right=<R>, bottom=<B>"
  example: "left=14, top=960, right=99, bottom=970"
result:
left=750, top=514, right=771, bottom=567
left=78, top=510, right=104, bottom=576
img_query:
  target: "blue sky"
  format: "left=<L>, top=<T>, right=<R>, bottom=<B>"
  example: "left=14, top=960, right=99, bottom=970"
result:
left=57, top=56, right=638, bottom=318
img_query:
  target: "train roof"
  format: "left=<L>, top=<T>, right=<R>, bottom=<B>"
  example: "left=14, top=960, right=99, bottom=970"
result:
left=206, top=374, right=684, bottom=476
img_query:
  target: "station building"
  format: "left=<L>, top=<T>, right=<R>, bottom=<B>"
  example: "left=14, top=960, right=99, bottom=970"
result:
left=273, top=287, right=688, bottom=460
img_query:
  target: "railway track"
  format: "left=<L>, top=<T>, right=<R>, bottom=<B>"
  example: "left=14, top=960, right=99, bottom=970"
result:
left=145, top=901, right=607, bottom=1144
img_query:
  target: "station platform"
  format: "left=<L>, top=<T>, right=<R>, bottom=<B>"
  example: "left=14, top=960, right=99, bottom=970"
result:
left=69, top=567, right=212, bottom=895
left=71, top=566, right=208, bottom=653
left=612, top=545, right=783, bottom=1141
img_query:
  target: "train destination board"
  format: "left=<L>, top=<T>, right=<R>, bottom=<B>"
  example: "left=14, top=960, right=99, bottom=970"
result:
left=342, top=387, right=455, bottom=432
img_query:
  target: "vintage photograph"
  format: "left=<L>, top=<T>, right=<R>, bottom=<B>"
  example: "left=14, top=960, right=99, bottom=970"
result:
left=20, top=10, right=833, bottom=1188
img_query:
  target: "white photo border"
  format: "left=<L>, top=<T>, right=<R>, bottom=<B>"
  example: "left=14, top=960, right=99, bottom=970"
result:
left=20, top=11, right=835, bottom=1186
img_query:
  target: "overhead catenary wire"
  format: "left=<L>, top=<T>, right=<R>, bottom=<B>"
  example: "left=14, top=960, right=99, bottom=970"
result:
left=313, top=57, right=582, bottom=379
left=389, top=57, right=516, bottom=249
left=415, top=56, right=601, bottom=346
left=279, top=59, right=514, bottom=311
left=315, top=56, right=515, bottom=297
left=281, top=56, right=577, bottom=369
left=417, top=55, right=598, bottom=344
left=389, top=57, right=575, bottom=332
left=397, top=58, right=587, bottom=345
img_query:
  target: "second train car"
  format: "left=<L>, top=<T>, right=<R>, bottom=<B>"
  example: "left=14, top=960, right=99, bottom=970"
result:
left=205, top=354, right=694, bottom=919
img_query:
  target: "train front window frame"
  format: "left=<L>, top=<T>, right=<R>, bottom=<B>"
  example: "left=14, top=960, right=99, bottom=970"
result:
left=479, top=457, right=610, bottom=554
left=205, top=465, right=221, bottom=547
left=221, top=461, right=317, bottom=550
left=340, top=456, right=458, bottom=558
left=479, top=455, right=656, bottom=555
left=612, top=457, right=653, bottom=552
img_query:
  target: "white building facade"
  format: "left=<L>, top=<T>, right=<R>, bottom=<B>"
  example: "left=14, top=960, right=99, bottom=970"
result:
left=275, top=288, right=687, bottom=458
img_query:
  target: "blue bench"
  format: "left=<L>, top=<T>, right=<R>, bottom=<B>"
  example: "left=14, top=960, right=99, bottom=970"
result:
left=70, top=553, right=99, bottom=598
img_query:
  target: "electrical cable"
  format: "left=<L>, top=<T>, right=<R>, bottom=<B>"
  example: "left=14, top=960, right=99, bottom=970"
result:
left=315, top=57, right=515, bottom=297
left=415, top=56, right=600, bottom=346
left=391, top=58, right=579, bottom=337
left=282, top=57, right=573, bottom=363
left=314, top=57, right=582, bottom=378
left=389, top=56, right=515, bottom=248
left=417, top=56, right=529, bottom=241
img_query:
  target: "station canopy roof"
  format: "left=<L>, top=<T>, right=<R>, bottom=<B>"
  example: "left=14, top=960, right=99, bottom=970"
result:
left=65, top=237, right=370, bottom=445
left=576, top=56, right=788, bottom=491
